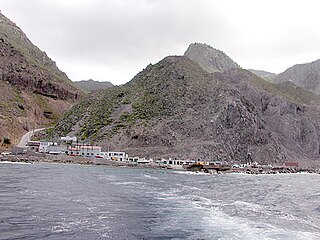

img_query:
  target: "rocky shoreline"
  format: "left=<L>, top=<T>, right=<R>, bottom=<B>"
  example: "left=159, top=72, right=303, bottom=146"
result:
left=0, top=155, right=165, bottom=169
left=234, top=167, right=320, bottom=175
left=1, top=155, right=320, bottom=174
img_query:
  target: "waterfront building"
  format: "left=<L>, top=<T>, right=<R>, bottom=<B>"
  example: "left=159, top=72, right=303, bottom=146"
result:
left=27, top=141, right=41, bottom=151
left=108, top=151, right=126, bottom=161
left=66, top=145, right=102, bottom=157
left=39, top=141, right=54, bottom=153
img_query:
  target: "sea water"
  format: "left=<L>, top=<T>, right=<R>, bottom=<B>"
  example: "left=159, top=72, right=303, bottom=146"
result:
left=0, top=162, right=319, bottom=239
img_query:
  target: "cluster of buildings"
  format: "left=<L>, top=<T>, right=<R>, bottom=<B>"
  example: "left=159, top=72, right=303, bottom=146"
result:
left=23, top=136, right=302, bottom=172
left=25, top=137, right=200, bottom=167
left=26, top=137, right=143, bottom=163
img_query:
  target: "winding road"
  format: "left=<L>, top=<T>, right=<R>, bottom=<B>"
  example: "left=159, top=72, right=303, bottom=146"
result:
left=17, top=128, right=46, bottom=148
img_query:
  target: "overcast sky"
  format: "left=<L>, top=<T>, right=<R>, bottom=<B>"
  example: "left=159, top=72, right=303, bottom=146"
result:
left=1, top=0, right=320, bottom=85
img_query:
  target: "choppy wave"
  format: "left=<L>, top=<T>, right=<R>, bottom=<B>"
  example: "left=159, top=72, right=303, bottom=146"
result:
left=143, top=173, right=158, bottom=180
left=0, top=163, right=319, bottom=239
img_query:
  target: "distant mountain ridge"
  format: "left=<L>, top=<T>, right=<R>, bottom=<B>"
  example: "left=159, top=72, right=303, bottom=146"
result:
left=0, top=12, right=85, bottom=148
left=273, top=59, right=320, bottom=94
left=248, top=69, right=276, bottom=81
left=75, top=79, right=114, bottom=91
left=184, top=43, right=240, bottom=73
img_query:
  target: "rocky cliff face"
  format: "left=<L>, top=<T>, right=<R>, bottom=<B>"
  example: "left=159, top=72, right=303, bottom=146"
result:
left=184, top=43, right=240, bottom=73
left=0, top=12, right=83, bottom=100
left=273, top=59, right=320, bottom=94
left=214, top=69, right=320, bottom=164
left=51, top=55, right=320, bottom=166
left=0, top=12, right=85, bottom=148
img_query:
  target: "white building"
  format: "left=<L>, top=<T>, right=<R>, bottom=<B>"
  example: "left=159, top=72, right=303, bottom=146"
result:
left=38, top=141, right=54, bottom=153
left=137, top=158, right=153, bottom=164
left=66, top=145, right=102, bottom=157
left=27, top=141, right=40, bottom=151
left=47, top=145, right=67, bottom=155
left=108, top=151, right=126, bottom=161
left=127, top=157, right=140, bottom=163
left=158, top=158, right=188, bottom=165
left=95, top=152, right=110, bottom=159
left=60, top=136, right=77, bottom=143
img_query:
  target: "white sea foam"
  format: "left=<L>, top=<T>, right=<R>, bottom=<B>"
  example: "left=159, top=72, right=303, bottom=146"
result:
left=164, top=192, right=320, bottom=240
left=173, top=171, right=210, bottom=175
left=182, top=185, right=201, bottom=191
left=51, top=222, right=73, bottom=233
left=196, top=200, right=320, bottom=240
left=143, top=174, right=158, bottom=180
left=0, top=161, right=32, bottom=165
left=113, top=181, right=142, bottom=185
left=231, top=200, right=264, bottom=212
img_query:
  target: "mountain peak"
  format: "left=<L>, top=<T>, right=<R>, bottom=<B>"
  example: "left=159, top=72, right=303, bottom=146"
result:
left=273, top=59, right=320, bottom=94
left=184, top=42, right=240, bottom=73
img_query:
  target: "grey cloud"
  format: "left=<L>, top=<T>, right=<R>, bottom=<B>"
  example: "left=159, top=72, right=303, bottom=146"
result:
left=1, top=0, right=320, bottom=82
left=3, top=0, right=229, bottom=62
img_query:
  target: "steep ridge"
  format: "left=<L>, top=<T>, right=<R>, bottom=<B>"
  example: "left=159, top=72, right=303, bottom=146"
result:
left=51, top=55, right=320, bottom=165
left=75, top=79, right=114, bottom=91
left=184, top=42, right=240, bottom=73
left=0, top=12, right=83, bottom=99
left=273, top=59, right=320, bottom=94
left=0, top=12, right=85, bottom=148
